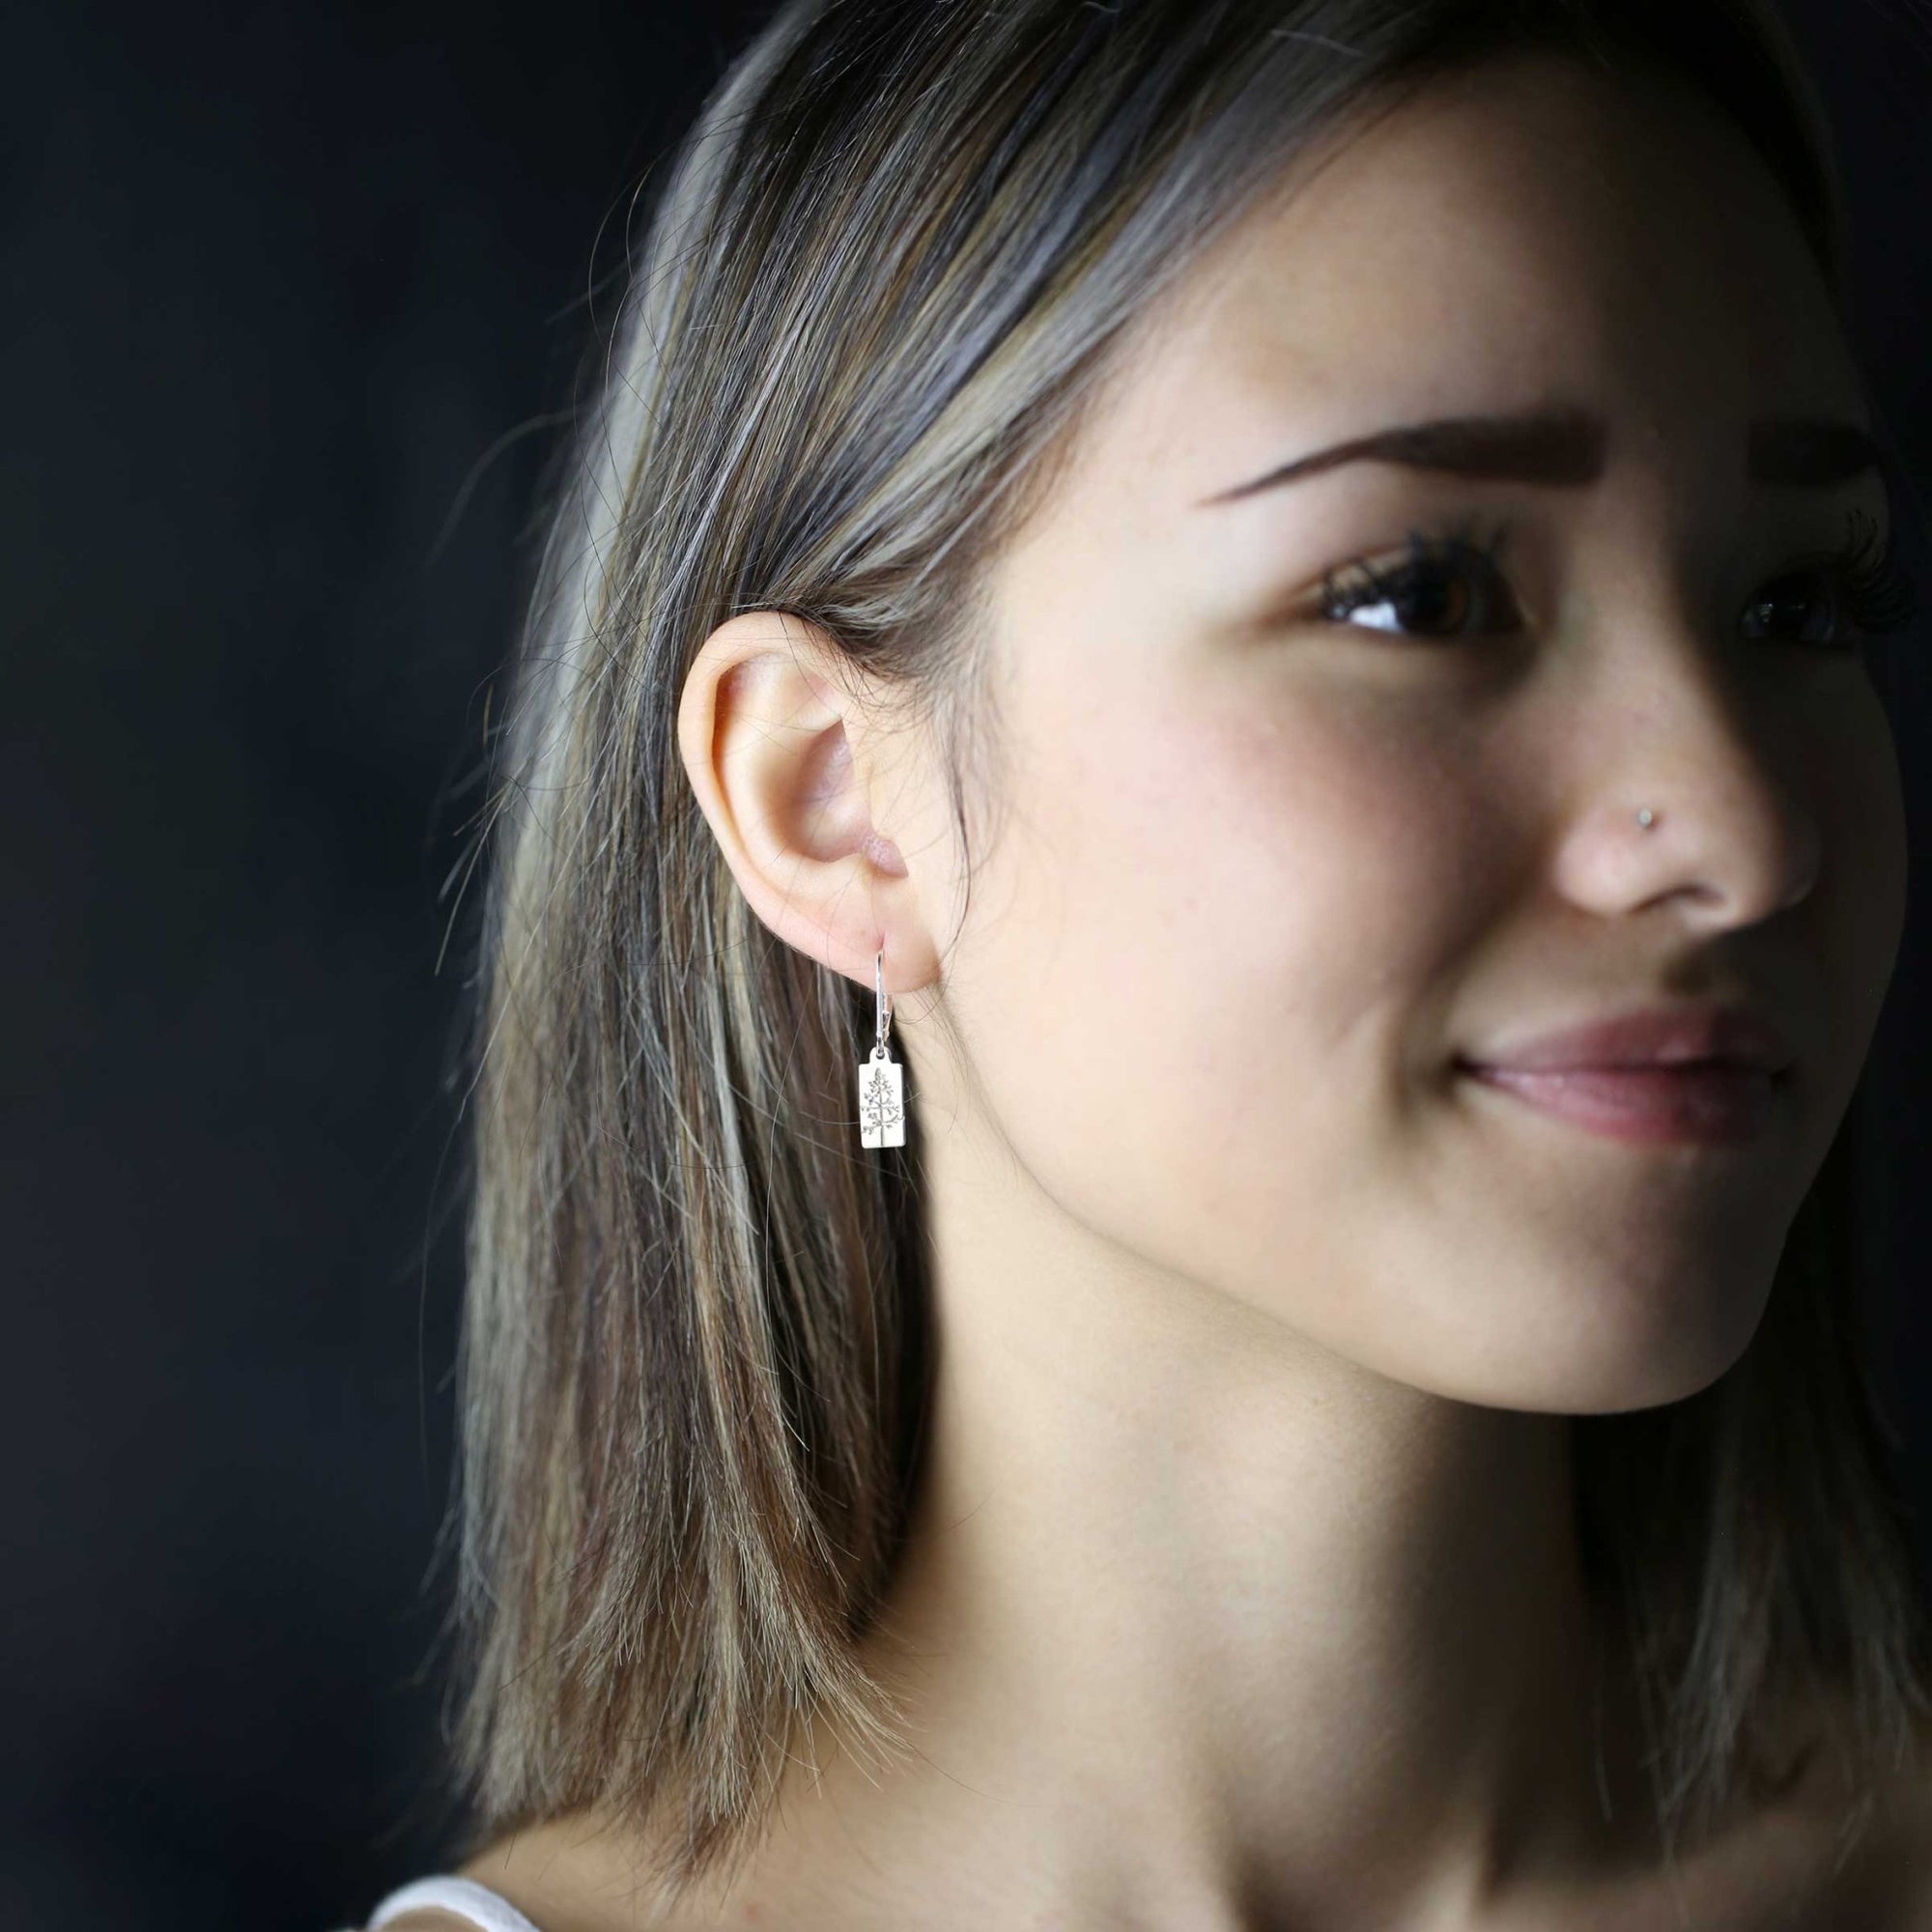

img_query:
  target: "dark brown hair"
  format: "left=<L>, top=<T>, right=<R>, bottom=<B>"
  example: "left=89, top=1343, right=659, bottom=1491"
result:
left=444, top=0, right=1930, bottom=1902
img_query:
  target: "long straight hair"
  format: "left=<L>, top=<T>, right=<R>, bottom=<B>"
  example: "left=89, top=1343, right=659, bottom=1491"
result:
left=442, top=0, right=1932, bottom=1901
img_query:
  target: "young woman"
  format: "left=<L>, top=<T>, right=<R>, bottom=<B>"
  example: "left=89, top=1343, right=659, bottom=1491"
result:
left=353, top=0, right=1932, bottom=1924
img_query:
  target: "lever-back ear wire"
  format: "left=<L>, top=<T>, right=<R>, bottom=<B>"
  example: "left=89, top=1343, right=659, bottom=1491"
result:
left=858, top=946, right=905, bottom=1148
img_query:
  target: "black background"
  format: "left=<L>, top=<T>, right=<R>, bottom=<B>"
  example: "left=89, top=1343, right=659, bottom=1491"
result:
left=5, top=4, right=1930, bottom=1928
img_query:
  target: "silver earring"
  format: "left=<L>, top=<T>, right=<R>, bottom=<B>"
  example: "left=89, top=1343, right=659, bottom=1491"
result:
left=1635, top=807, right=1656, bottom=829
left=858, top=948, right=905, bottom=1148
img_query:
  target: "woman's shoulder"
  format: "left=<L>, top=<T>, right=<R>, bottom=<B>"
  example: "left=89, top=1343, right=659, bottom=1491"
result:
left=1851, top=1721, right=1932, bottom=1920
left=436, top=1809, right=853, bottom=1932
left=1746, top=1695, right=1932, bottom=1927
left=440, top=1820, right=710, bottom=1932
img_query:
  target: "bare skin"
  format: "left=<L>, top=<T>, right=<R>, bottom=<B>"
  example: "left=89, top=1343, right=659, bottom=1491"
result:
left=387, top=48, right=1931, bottom=1932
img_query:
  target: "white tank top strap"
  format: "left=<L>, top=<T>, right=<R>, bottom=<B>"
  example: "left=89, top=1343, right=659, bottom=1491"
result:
left=365, top=1875, right=546, bottom=1932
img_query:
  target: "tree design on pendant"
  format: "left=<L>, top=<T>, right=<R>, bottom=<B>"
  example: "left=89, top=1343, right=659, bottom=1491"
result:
left=860, top=1053, right=904, bottom=1147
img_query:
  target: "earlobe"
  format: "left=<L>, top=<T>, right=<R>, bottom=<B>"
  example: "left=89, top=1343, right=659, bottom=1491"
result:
left=675, top=610, right=917, bottom=987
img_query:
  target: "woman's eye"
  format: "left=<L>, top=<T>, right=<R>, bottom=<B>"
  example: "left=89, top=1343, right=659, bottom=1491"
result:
left=1312, top=521, right=1919, bottom=652
left=1747, top=568, right=1832, bottom=645
left=1738, top=514, right=1921, bottom=649
left=1739, top=568, right=1856, bottom=649
left=1316, top=534, right=1523, bottom=641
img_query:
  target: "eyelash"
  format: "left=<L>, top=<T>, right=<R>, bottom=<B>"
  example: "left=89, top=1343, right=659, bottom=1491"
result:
left=1314, top=507, right=1922, bottom=651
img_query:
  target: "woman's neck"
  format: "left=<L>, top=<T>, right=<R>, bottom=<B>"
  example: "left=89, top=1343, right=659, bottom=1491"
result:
left=733, top=1133, right=1665, bottom=1928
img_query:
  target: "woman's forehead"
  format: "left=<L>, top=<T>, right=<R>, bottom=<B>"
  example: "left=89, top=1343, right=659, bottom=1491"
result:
left=1057, top=52, right=1854, bottom=524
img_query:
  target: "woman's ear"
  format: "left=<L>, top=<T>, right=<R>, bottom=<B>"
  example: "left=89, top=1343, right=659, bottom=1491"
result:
left=676, top=610, right=939, bottom=995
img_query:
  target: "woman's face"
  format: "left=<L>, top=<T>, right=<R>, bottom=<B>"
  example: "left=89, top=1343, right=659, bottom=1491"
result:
left=896, top=49, right=1906, bottom=1412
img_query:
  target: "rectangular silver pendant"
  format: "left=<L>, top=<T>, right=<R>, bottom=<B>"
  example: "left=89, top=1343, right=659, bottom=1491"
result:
left=859, top=1048, right=904, bottom=1148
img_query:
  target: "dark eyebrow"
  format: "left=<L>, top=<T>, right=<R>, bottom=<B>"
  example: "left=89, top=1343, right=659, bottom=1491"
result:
left=1200, top=406, right=1605, bottom=502
left=1199, top=406, right=1884, bottom=504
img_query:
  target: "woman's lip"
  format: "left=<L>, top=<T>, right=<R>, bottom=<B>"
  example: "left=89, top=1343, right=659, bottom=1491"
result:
left=1457, top=1061, right=1785, bottom=1146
